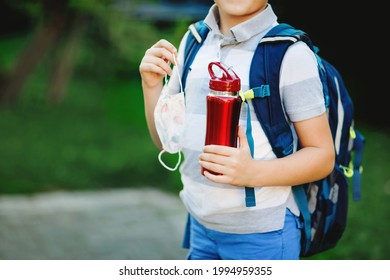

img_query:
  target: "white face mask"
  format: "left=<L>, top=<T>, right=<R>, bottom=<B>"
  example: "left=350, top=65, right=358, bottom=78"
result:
left=153, top=56, right=185, bottom=171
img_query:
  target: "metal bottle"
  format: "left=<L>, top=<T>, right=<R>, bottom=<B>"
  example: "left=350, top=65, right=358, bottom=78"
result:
left=202, top=62, right=242, bottom=175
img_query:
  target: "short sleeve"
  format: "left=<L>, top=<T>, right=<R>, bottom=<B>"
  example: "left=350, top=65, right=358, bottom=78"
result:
left=280, top=41, right=326, bottom=122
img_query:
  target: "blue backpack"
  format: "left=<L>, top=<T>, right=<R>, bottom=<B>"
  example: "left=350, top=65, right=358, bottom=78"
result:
left=181, top=21, right=365, bottom=257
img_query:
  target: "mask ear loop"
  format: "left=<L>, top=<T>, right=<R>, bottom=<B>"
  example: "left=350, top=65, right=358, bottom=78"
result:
left=173, top=55, right=184, bottom=94
left=163, top=73, right=168, bottom=87
left=158, top=150, right=182, bottom=171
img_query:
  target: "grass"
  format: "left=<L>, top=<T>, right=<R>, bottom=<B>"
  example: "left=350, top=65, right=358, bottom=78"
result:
left=0, top=55, right=182, bottom=194
left=0, top=33, right=389, bottom=260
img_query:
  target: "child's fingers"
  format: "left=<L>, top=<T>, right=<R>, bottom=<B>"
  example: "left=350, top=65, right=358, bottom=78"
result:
left=152, top=39, right=177, bottom=52
left=141, top=55, right=172, bottom=76
left=151, top=39, right=177, bottom=61
left=202, top=144, right=235, bottom=156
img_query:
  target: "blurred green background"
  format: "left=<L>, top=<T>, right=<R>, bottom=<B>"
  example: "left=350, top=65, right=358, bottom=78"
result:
left=0, top=0, right=388, bottom=260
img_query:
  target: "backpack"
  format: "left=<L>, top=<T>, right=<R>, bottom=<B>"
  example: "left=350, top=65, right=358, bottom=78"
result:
left=181, top=20, right=365, bottom=258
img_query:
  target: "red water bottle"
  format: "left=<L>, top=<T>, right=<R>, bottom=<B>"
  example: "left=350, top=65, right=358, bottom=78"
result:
left=202, top=62, right=242, bottom=176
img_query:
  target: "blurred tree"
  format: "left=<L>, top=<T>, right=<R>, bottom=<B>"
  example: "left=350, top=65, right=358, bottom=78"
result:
left=48, top=12, right=86, bottom=104
left=0, top=0, right=175, bottom=106
left=0, top=0, right=84, bottom=105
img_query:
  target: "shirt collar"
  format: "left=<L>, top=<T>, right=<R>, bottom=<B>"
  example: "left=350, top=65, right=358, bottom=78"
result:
left=203, top=3, right=278, bottom=43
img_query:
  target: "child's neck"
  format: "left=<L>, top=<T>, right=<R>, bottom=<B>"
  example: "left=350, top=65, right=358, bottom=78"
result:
left=218, top=7, right=266, bottom=36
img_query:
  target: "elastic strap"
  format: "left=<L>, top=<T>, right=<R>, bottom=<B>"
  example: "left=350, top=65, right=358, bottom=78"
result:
left=173, top=55, right=184, bottom=93
left=244, top=100, right=256, bottom=207
left=158, top=150, right=182, bottom=171
left=292, top=185, right=311, bottom=255
left=164, top=54, right=184, bottom=94
left=352, top=131, right=365, bottom=201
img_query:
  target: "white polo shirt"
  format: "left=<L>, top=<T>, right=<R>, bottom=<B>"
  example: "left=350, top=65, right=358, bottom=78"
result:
left=166, top=4, right=325, bottom=234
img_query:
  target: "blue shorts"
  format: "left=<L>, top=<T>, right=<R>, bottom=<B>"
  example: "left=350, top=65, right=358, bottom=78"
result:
left=185, top=209, right=302, bottom=260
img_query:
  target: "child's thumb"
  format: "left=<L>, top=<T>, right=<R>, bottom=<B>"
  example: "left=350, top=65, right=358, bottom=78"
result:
left=238, top=126, right=249, bottom=150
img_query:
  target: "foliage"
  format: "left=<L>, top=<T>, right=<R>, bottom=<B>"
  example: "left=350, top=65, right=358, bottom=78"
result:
left=67, top=0, right=189, bottom=78
left=0, top=0, right=189, bottom=106
left=0, top=77, right=182, bottom=195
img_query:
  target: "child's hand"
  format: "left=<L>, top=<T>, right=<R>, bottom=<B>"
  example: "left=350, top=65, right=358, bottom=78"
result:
left=199, top=126, right=254, bottom=186
left=139, top=39, right=177, bottom=90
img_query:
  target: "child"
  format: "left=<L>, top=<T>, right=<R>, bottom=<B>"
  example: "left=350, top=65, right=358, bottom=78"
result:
left=139, top=0, right=335, bottom=260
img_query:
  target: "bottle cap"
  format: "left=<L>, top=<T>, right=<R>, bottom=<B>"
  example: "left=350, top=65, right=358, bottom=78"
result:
left=208, top=62, right=240, bottom=92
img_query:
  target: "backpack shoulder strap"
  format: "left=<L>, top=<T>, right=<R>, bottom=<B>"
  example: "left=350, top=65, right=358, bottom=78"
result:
left=245, top=24, right=302, bottom=208
left=249, top=23, right=323, bottom=157
left=249, top=23, right=304, bottom=159
left=248, top=23, right=313, bottom=254
left=182, top=20, right=209, bottom=91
